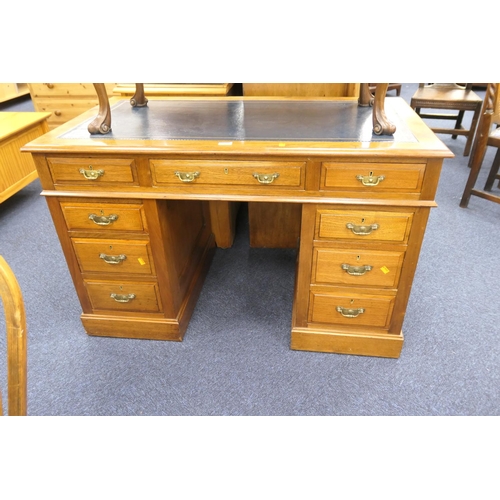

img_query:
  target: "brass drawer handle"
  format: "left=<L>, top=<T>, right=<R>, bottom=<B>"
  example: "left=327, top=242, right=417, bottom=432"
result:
left=341, top=263, right=373, bottom=276
left=253, top=172, right=280, bottom=184
left=356, top=173, right=385, bottom=186
left=89, top=213, right=118, bottom=226
left=346, top=222, right=379, bottom=235
left=99, top=253, right=127, bottom=264
left=336, top=306, right=365, bottom=318
left=174, top=171, right=200, bottom=182
left=110, top=293, right=136, bottom=303
left=79, top=166, right=104, bottom=180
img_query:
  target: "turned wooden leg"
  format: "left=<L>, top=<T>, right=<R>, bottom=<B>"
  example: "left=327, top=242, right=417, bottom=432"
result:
left=372, top=83, right=396, bottom=136
left=130, top=83, right=148, bottom=107
left=88, top=83, right=111, bottom=134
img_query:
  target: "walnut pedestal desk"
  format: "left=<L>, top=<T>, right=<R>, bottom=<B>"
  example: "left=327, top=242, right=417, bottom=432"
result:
left=23, top=97, right=452, bottom=358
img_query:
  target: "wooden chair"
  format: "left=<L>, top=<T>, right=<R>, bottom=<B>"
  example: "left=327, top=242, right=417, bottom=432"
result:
left=0, top=256, right=27, bottom=416
left=460, top=83, right=500, bottom=208
left=410, top=83, right=483, bottom=156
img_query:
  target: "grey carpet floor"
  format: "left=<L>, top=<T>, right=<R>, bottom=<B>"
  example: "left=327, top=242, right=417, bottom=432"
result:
left=0, top=84, right=499, bottom=416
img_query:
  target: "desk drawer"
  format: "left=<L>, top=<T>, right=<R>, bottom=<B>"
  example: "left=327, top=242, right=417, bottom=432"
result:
left=85, top=279, right=162, bottom=313
left=312, top=248, right=405, bottom=288
left=72, top=238, right=154, bottom=275
left=150, top=160, right=305, bottom=189
left=61, top=201, right=147, bottom=232
left=47, top=157, right=138, bottom=186
left=309, top=290, right=394, bottom=328
left=316, top=209, right=414, bottom=243
left=320, top=162, right=426, bottom=193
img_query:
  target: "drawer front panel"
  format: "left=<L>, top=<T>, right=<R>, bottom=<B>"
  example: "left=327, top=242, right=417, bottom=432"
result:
left=150, top=160, right=305, bottom=188
left=316, top=209, right=413, bottom=243
left=85, top=279, right=162, bottom=313
left=321, top=162, right=426, bottom=192
left=313, top=248, right=405, bottom=288
left=309, top=291, right=394, bottom=328
left=47, top=157, right=138, bottom=186
left=61, top=202, right=147, bottom=232
left=72, top=238, right=154, bottom=274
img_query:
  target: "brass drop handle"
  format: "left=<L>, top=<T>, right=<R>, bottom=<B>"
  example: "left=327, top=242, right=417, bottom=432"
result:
left=336, top=306, right=365, bottom=318
left=356, top=172, right=385, bottom=186
left=89, top=213, right=118, bottom=226
left=99, top=253, right=127, bottom=264
left=341, top=263, right=373, bottom=276
left=253, top=173, right=280, bottom=184
left=79, top=166, right=104, bottom=180
left=174, top=171, right=200, bottom=182
left=346, top=222, right=379, bottom=235
left=110, top=293, right=136, bottom=303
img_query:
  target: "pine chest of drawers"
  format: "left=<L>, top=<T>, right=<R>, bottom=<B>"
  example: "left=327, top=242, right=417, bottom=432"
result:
left=23, top=97, right=452, bottom=357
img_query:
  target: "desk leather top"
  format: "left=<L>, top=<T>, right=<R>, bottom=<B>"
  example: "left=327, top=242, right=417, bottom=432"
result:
left=59, top=99, right=417, bottom=143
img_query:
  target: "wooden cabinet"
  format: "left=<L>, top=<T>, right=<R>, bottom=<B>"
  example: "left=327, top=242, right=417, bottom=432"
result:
left=23, top=96, right=452, bottom=358
left=27, top=83, right=117, bottom=130
left=0, top=84, right=29, bottom=104
left=0, top=112, right=50, bottom=203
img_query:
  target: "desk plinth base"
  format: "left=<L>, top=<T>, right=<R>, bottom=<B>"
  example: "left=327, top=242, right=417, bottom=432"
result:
left=290, top=327, right=404, bottom=358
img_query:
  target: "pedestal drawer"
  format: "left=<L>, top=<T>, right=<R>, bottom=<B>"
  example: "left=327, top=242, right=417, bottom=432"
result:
left=150, top=159, right=305, bottom=189
left=312, top=248, right=405, bottom=288
left=85, top=279, right=162, bottom=313
left=316, top=209, right=413, bottom=243
left=61, top=202, right=147, bottom=232
left=72, top=238, right=154, bottom=275
left=309, top=290, right=395, bottom=328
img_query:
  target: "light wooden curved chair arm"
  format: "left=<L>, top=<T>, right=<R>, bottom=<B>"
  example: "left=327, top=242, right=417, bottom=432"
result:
left=0, top=256, right=27, bottom=416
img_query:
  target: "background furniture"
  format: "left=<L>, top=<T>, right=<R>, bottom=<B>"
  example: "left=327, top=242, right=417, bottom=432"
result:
left=0, top=256, right=27, bottom=416
left=410, top=83, right=483, bottom=156
left=369, top=83, right=401, bottom=96
left=114, top=83, right=238, bottom=97
left=0, top=83, right=30, bottom=104
left=460, top=83, right=500, bottom=207
left=242, top=83, right=360, bottom=98
left=23, top=96, right=451, bottom=359
left=0, top=112, right=51, bottom=203
left=27, top=83, right=117, bottom=130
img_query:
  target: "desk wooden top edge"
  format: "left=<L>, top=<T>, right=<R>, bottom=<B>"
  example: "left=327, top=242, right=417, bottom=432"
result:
left=21, top=98, right=453, bottom=159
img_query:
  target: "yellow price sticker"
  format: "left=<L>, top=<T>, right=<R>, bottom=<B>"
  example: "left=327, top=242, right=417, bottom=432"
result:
left=279, top=143, right=286, bottom=147
left=138, top=257, right=146, bottom=266
left=380, top=266, right=390, bottom=274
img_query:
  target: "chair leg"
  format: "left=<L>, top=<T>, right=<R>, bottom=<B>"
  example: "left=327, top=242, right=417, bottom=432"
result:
left=460, top=137, right=489, bottom=208
left=453, top=110, right=465, bottom=140
left=464, top=106, right=482, bottom=157
left=484, top=148, right=500, bottom=191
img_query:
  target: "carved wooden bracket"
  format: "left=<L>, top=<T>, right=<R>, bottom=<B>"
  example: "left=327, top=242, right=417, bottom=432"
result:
left=88, top=83, right=112, bottom=134
left=359, top=83, right=397, bottom=135
left=130, top=83, right=148, bottom=107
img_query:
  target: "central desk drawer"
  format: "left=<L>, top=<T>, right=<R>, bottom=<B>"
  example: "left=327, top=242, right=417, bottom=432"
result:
left=85, top=279, right=162, bottom=313
left=72, top=238, right=154, bottom=274
left=47, top=157, right=139, bottom=186
left=316, top=209, right=414, bottom=243
left=150, top=160, right=305, bottom=188
left=61, top=201, right=147, bottom=232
